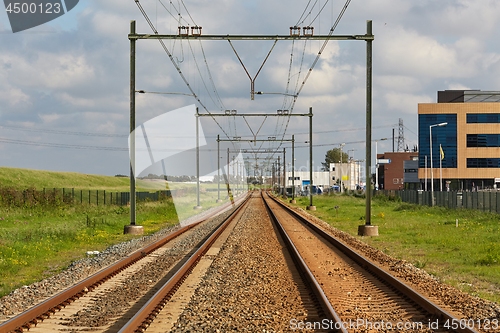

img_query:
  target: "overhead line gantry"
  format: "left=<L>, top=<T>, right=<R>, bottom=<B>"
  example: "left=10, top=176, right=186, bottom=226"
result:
left=128, top=20, right=375, bottom=235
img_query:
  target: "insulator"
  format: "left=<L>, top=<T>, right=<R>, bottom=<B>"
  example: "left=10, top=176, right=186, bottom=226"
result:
left=303, top=26, right=314, bottom=36
left=191, top=26, right=202, bottom=36
left=178, top=26, right=189, bottom=36
left=289, top=26, right=301, bottom=36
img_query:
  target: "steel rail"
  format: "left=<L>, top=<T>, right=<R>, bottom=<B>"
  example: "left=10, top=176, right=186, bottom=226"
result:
left=261, top=191, right=347, bottom=333
left=267, top=193, right=479, bottom=333
left=118, top=193, right=251, bottom=333
left=0, top=198, right=240, bottom=333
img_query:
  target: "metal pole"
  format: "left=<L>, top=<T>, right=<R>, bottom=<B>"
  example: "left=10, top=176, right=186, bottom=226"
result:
left=292, top=135, right=295, bottom=201
left=278, top=156, right=281, bottom=195
left=365, top=20, right=373, bottom=225
left=227, top=148, right=230, bottom=198
left=283, top=148, right=286, bottom=197
left=236, top=158, right=239, bottom=195
left=129, top=20, right=136, bottom=226
left=195, top=108, right=201, bottom=209
left=375, top=141, right=379, bottom=190
left=430, top=125, right=434, bottom=206
left=358, top=160, right=361, bottom=187
left=272, top=162, right=275, bottom=191
left=440, top=144, right=443, bottom=192
left=308, top=106, right=314, bottom=209
left=425, top=155, right=427, bottom=191
left=340, top=143, right=345, bottom=193
left=217, top=135, right=221, bottom=202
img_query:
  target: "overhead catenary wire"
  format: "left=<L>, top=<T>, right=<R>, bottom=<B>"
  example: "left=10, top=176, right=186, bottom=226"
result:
left=0, top=123, right=400, bottom=147
left=295, top=0, right=352, bottom=99
left=137, top=0, right=354, bottom=165
left=134, top=0, right=353, bottom=165
left=157, top=0, right=190, bottom=26
left=274, top=0, right=353, bottom=149
left=158, top=0, right=238, bottom=140
left=135, top=0, right=237, bottom=148
left=295, top=0, right=317, bottom=27
left=0, top=134, right=374, bottom=153
left=0, top=125, right=127, bottom=137
left=185, top=39, right=226, bottom=111
left=307, top=0, right=332, bottom=27
left=0, top=137, right=128, bottom=151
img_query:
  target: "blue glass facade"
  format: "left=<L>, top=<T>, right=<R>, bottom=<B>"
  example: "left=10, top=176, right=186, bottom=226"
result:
left=467, top=134, right=500, bottom=147
left=467, top=158, right=500, bottom=168
left=418, top=114, right=457, bottom=169
left=466, top=113, right=500, bottom=123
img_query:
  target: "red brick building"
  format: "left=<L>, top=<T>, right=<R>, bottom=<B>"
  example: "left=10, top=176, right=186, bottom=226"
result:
left=377, top=152, right=418, bottom=190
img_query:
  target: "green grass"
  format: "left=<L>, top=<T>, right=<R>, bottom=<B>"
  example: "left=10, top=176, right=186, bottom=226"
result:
left=0, top=167, right=166, bottom=191
left=289, top=193, right=500, bottom=303
left=0, top=199, right=178, bottom=297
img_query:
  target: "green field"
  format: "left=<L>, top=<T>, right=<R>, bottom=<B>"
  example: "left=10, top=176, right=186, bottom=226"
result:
left=288, top=193, right=500, bottom=303
left=0, top=166, right=168, bottom=191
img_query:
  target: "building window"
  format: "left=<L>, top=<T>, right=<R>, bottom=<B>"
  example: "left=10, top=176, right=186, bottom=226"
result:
left=467, top=158, right=500, bottom=168
left=467, top=134, right=500, bottom=147
left=418, top=114, right=457, bottom=168
left=466, top=113, right=500, bottom=123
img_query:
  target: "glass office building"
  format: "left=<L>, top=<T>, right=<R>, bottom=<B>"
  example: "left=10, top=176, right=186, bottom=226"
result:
left=418, top=90, right=500, bottom=191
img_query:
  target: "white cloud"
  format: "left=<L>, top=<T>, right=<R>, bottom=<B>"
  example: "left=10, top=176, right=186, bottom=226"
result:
left=56, top=92, right=95, bottom=107
left=0, top=87, right=31, bottom=107
left=4, top=52, right=94, bottom=90
left=384, top=92, right=433, bottom=114
left=1, top=0, right=500, bottom=174
left=377, top=27, right=467, bottom=79
left=377, top=75, right=423, bottom=92
left=39, top=113, right=62, bottom=123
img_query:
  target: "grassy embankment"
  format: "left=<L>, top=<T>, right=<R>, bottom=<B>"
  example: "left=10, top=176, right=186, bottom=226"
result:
left=288, top=193, right=500, bottom=303
left=0, top=167, right=222, bottom=297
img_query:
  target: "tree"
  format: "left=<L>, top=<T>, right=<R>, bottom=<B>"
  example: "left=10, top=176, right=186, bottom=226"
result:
left=321, top=148, right=349, bottom=171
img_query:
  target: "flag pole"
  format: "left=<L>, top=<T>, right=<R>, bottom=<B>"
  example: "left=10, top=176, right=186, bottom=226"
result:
left=424, top=155, right=427, bottom=191
left=439, top=144, right=443, bottom=192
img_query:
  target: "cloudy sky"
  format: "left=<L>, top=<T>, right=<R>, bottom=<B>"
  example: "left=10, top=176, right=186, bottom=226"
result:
left=1, top=0, right=499, bottom=178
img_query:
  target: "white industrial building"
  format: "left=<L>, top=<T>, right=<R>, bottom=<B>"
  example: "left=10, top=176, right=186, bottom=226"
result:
left=282, top=171, right=330, bottom=193
left=277, top=160, right=363, bottom=194
left=329, top=161, right=363, bottom=191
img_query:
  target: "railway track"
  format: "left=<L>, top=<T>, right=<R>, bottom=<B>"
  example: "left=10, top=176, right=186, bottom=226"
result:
left=262, top=191, right=483, bottom=333
left=2, top=190, right=497, bottom=332
left=0, top=195, right=248, bottom=333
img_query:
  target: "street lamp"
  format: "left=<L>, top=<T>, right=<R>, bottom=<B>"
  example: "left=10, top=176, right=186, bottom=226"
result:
left=347, top=149, right=356, bottom=161
left=430, top=122, right=447, bottom=206
left=375, top=138, right=387, bottom=191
